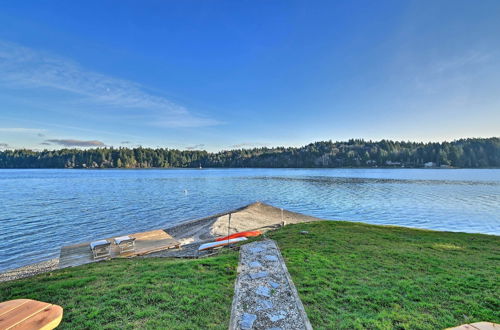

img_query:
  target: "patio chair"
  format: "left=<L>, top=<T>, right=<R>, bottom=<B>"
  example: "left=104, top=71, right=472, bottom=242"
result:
left=114, top=235, right=136, bottom=254
left=90, top=240, right=111, bottom=259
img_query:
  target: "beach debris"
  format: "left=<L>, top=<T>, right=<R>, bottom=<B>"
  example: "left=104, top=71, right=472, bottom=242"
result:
left=300, top=231, right=309, bottom=235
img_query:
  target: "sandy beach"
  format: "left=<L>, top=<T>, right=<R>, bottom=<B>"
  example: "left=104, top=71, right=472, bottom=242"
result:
left=0, top=202, right=321, bottom=282
left=165, top=202, right=321, bottom=244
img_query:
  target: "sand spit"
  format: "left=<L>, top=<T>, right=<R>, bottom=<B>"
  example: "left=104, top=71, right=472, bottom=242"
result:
left=145, top=202, right=321, bottom=259
left=0, top=202, right=321, bottom=282
left=166, top=202, right=321, bottom=245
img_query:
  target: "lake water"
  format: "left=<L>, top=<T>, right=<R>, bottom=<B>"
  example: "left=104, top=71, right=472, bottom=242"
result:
left=1, top=168, right=499, bottom=272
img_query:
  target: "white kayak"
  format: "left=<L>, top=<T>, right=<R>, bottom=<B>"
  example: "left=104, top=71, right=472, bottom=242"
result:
left=198, top=237, right=247, bottom=251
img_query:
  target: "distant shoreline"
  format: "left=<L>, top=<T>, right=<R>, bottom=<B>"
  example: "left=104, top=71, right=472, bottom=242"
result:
left=1, top=138, right=498, bottom=168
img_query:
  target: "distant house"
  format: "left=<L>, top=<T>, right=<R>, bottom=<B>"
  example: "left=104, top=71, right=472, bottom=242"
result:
left=385, top=160, right=401, bottom=166
left=424, top=162, right=436, bottom=168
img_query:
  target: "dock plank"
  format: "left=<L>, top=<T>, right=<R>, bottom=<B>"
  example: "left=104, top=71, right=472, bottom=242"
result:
left=59, top=230, right=180, bottom=269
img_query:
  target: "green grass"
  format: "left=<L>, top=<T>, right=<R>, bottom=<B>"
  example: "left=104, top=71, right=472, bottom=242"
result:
left=0, top=253, right=238, bottom=329
left=267, top=221, right=500, bottom=329
left=2, top=222, right=498, bottom=329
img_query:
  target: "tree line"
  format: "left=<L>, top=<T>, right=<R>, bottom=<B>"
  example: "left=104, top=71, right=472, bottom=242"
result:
left=0, top=138, right=498, bottom=169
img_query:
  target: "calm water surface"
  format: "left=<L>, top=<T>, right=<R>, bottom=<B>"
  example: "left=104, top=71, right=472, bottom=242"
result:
left=1, top=168, right=499, bottom=272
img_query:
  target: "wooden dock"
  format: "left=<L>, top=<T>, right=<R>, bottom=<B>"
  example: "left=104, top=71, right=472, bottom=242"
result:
left=59, top=229, right=180, bottom=269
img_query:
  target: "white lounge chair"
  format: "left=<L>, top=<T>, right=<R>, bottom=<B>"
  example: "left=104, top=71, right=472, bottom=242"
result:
left=90, top=240, right=111, bottom=259
left=114, top=236, right=136, bottom=254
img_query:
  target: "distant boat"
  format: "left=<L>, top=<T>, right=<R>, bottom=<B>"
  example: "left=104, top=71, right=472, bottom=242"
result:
left=198, top=164, right=203, bottom=169
left=215, top=230, right=262, bottom=241
left=198, top=237, right=247, bottom=251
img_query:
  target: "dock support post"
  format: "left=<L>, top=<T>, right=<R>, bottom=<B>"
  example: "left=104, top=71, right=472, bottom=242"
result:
left=228, top=213, right=231, bottom=247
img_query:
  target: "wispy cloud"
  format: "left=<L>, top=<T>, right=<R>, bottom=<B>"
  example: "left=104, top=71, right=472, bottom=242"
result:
left=414, top=50, right=493, bottom=94
left=185, top=144, right=205, bottom=150
left=230, top=142, right=267, bottom=149
left=45, top=139, right=105, bottom=147
left=0, top=127, right=46, bottom=134
left=121, top=141, right=131, bottom=144
left=151, top=116, right=221, bottom=128
left=39, top=142, right=51, bottom=146
left=0, top=40, right=220, bottom=128
left=432, top=51, right=491, bottom=74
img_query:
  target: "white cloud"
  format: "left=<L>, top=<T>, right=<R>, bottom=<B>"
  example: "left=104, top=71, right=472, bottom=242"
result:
left=0, top=40, right=220, bottom=128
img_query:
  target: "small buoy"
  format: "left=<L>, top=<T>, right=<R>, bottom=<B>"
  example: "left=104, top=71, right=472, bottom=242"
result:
left=183, top=189, right=188, bottom=195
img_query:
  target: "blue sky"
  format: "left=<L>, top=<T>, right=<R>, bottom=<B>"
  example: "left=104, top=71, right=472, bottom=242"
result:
left=1, top=0, right=499, bottom=151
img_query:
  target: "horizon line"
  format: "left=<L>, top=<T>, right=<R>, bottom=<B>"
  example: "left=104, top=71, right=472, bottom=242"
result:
left=1, top=136, right=498, bottom=153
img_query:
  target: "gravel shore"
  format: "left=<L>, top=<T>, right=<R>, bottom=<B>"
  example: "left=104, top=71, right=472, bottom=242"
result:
left=0, top=258, right=59, bottom=283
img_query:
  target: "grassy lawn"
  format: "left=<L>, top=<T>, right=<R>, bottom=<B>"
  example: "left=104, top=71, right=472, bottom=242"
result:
left=0, top=252, right=238, bottom=329
left=268, top=221, right=500, bottom=329
left=1, top=222, right=498, bottom=330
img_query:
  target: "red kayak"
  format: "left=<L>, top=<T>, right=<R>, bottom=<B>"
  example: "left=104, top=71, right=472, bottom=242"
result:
left=215, top=230, right=262, bottom=242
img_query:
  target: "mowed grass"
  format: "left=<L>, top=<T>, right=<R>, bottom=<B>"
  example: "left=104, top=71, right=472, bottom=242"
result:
left=1, top=222, right=498, bottom=329
left=268, top=221, right=500, bottom=330
left=0, top=252, right=238, bottom=329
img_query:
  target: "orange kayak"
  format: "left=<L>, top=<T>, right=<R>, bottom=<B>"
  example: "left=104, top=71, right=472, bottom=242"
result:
left=215, top=230, right=262, bottom=242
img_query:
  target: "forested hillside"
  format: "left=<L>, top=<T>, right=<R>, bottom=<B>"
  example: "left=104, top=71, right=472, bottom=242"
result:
left=0, top=138, right=498, bottom=168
